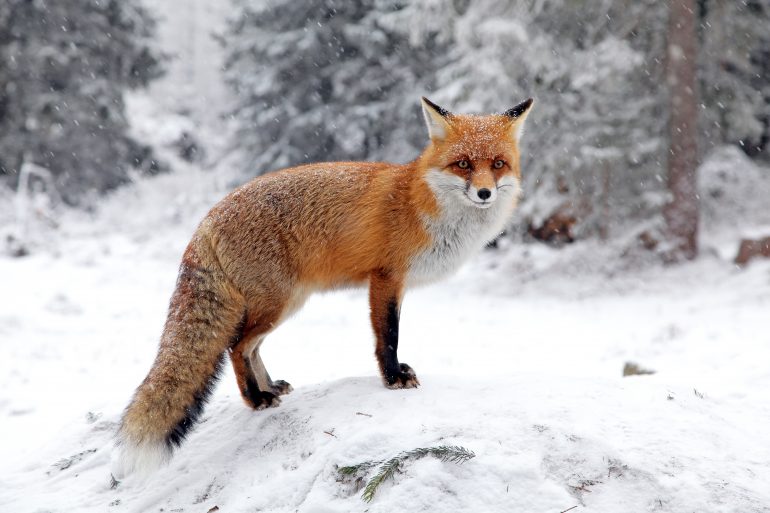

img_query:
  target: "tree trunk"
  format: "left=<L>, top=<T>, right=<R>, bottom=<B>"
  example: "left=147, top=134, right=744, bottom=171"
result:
left=664, top=0, right=700, bottom=261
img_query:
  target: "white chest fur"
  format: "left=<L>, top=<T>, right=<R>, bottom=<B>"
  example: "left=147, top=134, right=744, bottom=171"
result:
left=407, top=169, right=519, bottom=286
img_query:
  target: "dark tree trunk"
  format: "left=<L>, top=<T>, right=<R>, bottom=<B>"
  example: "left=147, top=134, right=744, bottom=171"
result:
left=664, top=0, right=700, bottom=261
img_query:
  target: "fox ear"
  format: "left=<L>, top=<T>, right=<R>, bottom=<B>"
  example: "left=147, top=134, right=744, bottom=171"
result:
left=503, top=98, right=534, bottom=141
left=421, top=97, right=452, bottom=140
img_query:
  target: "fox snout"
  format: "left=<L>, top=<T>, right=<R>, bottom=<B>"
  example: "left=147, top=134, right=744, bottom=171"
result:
left=466, top=170, right=498, bottom=208
left=466, top=184, right=497, bottom=208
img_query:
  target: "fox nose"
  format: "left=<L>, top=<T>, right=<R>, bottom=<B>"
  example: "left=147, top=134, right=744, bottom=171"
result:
left=477, top=188, right=492, bottom=200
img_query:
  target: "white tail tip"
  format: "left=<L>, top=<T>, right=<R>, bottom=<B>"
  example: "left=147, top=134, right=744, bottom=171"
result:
left=111, top=438, right=171, bottom=479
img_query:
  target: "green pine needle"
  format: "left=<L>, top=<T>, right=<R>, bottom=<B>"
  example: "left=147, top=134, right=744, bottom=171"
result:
left=337, top=460, right=380, bottom=476
left=339, top=445, right=475, bottom=503
left=361, top=456, right=402, bottom=502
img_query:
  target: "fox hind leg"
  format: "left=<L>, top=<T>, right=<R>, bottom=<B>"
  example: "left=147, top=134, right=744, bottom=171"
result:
left=230, top=330, right=292, bottom=410
left=248, top=345, right=293, bottom=396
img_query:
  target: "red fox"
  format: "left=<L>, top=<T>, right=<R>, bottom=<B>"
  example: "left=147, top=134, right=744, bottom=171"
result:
left=114, top=97, right=533, bottom=476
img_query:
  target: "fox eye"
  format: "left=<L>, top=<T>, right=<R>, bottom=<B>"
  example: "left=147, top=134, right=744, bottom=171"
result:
left=493, top=159, right=505, bottom=169
left=457, top=160, right=470, bottom=169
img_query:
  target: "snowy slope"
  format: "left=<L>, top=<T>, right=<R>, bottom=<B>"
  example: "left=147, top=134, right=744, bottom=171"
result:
left=1, top=211, right=770, bottom=512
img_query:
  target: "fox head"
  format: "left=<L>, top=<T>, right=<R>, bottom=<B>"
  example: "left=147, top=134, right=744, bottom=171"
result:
left=419, top=97, right=533, bottom=210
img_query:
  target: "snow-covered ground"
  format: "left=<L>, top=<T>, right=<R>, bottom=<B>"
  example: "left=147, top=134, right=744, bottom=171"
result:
left=2, top=1, right=770, bottom=511
left=1, top=178, right=770, bottom=512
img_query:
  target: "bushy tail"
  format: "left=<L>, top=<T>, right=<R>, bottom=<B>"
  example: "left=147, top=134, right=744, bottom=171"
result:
left=113, top=237, right=245, bottom=477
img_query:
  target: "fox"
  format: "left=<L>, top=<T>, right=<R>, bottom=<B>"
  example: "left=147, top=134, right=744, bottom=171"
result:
left=114, top=96, right=534, bottom=477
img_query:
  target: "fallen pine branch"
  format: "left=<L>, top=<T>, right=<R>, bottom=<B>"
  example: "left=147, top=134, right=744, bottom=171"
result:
left=338, top=445, right=475, bottom=502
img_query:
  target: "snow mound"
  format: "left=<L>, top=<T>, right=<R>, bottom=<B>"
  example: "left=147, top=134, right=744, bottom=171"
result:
left=2, top=374, right=769, bottom=512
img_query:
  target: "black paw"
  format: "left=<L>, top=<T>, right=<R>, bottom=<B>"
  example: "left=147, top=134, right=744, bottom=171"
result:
left=384, top=363, right=420, bottom=389
left=244, top=378, right=282, bottom=410
left=250, top=390, right=281, bottom=410
left=270, top=379, right=294, bottom=396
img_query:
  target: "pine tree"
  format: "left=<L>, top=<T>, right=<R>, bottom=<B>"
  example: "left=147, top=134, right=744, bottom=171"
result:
left=0, top=0, right=163, bottom=205
left=699, top=0, right=770, bottom=159
left=223, top=0, right=452, bottom=174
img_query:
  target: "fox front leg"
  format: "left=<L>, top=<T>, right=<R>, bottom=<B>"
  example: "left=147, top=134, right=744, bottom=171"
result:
left=369, top=270, right=420, bottom=389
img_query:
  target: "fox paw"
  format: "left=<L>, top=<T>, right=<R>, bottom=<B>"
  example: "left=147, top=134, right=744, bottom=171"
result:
left=270, top=380, right=294, bottom=396
left=385, top=363, right=420, bottom=389
left=250, top=390, right=281, bottom=410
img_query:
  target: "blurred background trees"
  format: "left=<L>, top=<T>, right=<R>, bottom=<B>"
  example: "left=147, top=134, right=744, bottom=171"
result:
left=221, top=0, right=768, bottom=253
left=223, top=0, right=451, bottom=172
left=0, top=0, right=163, bottom=205
left=1, top=0, right=768, bottom=261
